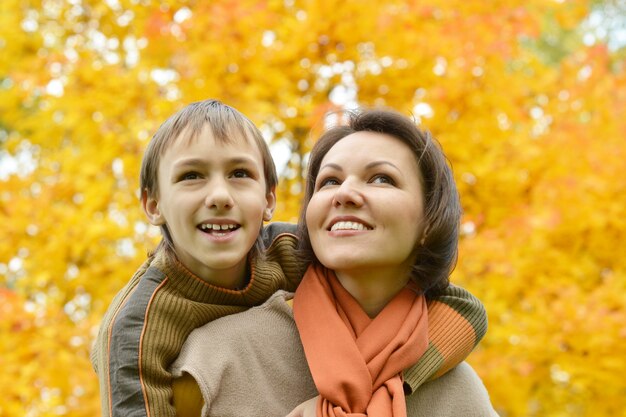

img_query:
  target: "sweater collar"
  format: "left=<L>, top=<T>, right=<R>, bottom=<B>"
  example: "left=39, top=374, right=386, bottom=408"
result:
left=150, top=248, right=287, bottom=305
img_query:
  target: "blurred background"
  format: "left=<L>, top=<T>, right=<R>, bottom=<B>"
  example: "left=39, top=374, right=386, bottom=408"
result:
left=1, top=0, right=625, bottom=416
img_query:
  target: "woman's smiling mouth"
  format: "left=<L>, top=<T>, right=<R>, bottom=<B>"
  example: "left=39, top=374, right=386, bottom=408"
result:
left=329, top=221, right=372, bottom=232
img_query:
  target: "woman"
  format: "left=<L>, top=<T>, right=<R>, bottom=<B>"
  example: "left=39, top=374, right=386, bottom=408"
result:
left=286, top=108, right=496, bottom=416
left=170, top=108, right=496, bottom=417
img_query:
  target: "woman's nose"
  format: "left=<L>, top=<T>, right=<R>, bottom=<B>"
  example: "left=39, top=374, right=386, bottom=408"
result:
left=332, top=179, right=364, bottom=208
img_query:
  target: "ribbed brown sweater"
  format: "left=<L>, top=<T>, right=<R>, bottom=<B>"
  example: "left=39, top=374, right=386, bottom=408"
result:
left=90, top=224, right=303, bottom=417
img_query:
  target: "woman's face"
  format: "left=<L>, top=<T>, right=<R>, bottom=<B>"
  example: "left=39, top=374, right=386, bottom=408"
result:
left=306, top=131, right=426, bottom=279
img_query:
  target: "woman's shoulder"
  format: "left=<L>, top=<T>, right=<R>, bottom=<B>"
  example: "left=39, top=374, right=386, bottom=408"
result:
left=406, top=362, right=499, bottom=417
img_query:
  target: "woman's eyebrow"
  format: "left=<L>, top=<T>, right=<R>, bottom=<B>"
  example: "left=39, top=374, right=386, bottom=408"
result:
left=365, top=160, right=401, bottom=173
left=319, top=162, right=343, bottom=172
left=319, top=161, right=401, bottom=173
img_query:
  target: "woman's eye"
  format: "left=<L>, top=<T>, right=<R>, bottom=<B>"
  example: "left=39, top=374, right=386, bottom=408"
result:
left=371, top=174, right=394, bottom=185
left=318, top=177, right=340, bottom=188
left=231, top=169, right=251, bottom=179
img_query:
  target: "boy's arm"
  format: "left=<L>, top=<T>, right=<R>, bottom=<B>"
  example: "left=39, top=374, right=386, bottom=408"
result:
left=262, top=222, right=306, bottom=292
left=261, top=221, right=297, bottom=247
left=91, top=256, right=153, bottom=417
left=402, top=284, right=488, bottom=393
left=172, top=374, right=204, bottom=417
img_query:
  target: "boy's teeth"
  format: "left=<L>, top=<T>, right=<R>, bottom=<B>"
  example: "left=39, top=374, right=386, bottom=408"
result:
left=200, top=224, right=238, bottom=231
left=331, top=221, right=368, bottom=231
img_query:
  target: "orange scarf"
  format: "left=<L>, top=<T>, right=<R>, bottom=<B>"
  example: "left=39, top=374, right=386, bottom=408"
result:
left=293, top=265, right=429, bottom=417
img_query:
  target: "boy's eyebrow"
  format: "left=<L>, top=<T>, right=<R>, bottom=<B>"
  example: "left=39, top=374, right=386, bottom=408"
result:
left=227, top=156, right=258, bottom=166
left=172, top=158, right=205, bottom=169
left=172, top=156, right=258, bottom=169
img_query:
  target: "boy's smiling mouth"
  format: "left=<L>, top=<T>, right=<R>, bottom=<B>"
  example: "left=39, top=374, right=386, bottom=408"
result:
left=198, top=223, right=240, bottom=236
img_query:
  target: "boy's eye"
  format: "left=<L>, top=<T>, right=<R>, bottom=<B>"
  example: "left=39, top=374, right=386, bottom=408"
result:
left=370, top=174, right=394, bottom=185
left=231, top=169, right=251, bottom=179
left=179, top=172, right=201, bottom=181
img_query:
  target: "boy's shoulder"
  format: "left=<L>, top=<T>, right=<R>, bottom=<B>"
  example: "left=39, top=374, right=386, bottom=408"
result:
left=90, top=256, right=158, bottom=371
left=97, top=257, right=166, bottom=332
left=261, top=222, right=298, bottom=247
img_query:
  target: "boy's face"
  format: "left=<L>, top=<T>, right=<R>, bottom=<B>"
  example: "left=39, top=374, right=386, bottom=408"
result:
left=143, top=125, right=275, bottom=288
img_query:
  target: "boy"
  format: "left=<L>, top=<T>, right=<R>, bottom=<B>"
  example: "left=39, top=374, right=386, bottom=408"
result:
left=91, top=100, right=303, bottom=417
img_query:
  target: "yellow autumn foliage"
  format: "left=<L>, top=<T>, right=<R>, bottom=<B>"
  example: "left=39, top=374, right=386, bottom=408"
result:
left=1, top=0, right=625, bottom=416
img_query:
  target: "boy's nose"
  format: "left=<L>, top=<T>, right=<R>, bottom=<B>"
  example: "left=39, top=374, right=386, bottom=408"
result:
left=205, top=181, right=234, bottom=210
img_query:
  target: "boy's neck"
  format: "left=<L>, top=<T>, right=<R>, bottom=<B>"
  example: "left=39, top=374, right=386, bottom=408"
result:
left=168, top=248, right=250, bottom=290
left=202, top=262, right=250, bottom=290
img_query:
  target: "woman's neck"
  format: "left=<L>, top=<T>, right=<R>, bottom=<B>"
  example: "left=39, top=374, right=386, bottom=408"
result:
left=335, top=267, right=412, bottom=317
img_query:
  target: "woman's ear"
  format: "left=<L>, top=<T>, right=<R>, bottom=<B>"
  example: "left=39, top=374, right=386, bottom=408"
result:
left=419, top=223, right=430, bottom=246
left=263, top=187, right=277, bottom=221
left=141, top=189, right=165, bottom=225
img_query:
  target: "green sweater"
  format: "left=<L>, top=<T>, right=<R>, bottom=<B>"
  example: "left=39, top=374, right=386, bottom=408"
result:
left=91, top=223, right=303, bottom=417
